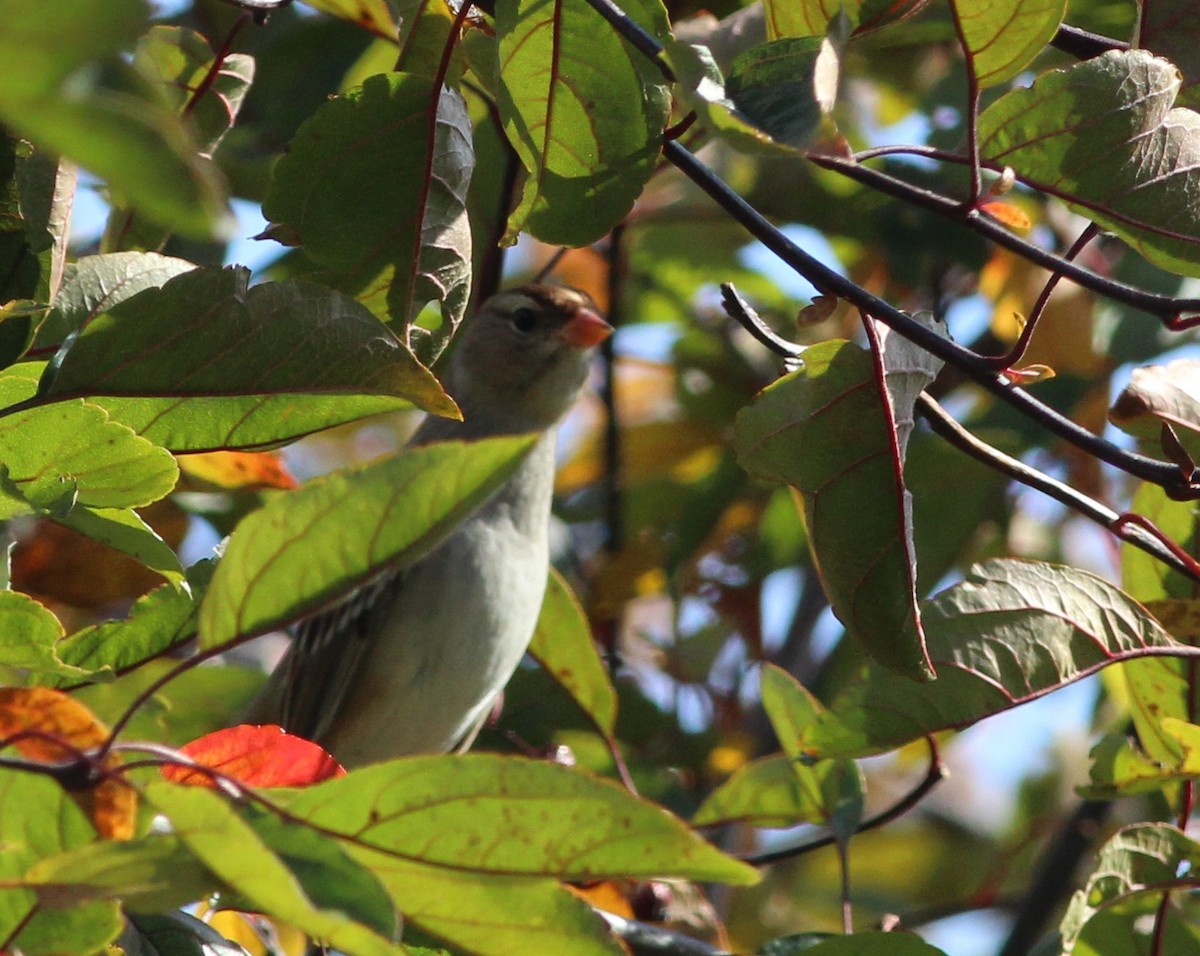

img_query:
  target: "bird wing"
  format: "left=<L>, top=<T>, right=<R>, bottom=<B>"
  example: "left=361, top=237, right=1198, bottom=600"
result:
left=273, top=568, right=405, bottom=743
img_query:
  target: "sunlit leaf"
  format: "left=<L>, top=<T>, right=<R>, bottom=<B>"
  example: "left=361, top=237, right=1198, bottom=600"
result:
left=723, top=16, right=848, bottom=149
left=0, top=771, right=119, bottom=955
left=50, top=559, right=213, bottom=683
left=73, top=659, right=262, bottom=748
left=346, top=851, right=624, bottom=956
left=38, top=266, right=456, bottom=451
left=528, top=567, right=619, bottom=736
left=693, top=751, right=862, bottom=829
left=144, top=781, right=398, bottom=955
left=980, top=50, right=1200, bottom=276
left=35, top=250, right=196, bottom=350
left=785, top=559, right=1184, bottom=759
left=263, top=72, right=473, bottom=360
left=1061, top=824, right=1200, bottom=954
left=1110, top=358, right=1200, bottom=459
left=199, top=435, right=537, bottom=647
left=0, top=589, right=83, bottom=681
left=276, top=753, right=760, bottom=884
left=304, top=0, right=400, bottom=39
left=0, top=400, right=179, bottom=511
left=667, top=42, right=795, bottom=155
left=735, top=339, right=931, bottom=679
left=163, top=724, right=345, bottom=789
left=1082, top=719, right=1200, bottom=797
left=22, top=835, right=216, bottom=914
left=50, top=505, right=185, bottom=588
left=497, top=0, right=671, bottom=245
left=950, top=0, right=1065, bottom=87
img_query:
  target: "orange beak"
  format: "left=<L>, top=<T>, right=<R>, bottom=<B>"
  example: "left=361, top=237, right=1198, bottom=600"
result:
left=558, top=307, right=613, bottom=348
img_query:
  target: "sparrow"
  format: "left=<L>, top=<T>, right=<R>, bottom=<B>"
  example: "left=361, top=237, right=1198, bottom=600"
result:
left=244, top=284, right=612, bottom=765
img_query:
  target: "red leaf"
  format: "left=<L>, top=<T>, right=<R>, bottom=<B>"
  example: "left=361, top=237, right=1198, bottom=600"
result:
left=164, top=724, right=345, bottom=788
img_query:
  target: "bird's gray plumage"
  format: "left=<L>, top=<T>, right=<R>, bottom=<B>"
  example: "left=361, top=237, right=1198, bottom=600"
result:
left=243, top=285, right=609, bottom=764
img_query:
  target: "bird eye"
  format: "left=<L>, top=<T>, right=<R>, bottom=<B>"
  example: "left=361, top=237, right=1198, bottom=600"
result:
left=511, top=307, right=537, bottom=332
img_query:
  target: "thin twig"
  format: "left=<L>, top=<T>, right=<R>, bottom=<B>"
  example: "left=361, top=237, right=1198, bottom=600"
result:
left=917, top=394, right=1200, bottom=582
left=662, top=139, right=1195, bottom=495
left=808, top=154, right=1200, bottom=323
left=987, top=223, right=1099, bottom=370
left=1050, top=23, right=1128, bottom=58
left=719, top=283, right=804, bottom=359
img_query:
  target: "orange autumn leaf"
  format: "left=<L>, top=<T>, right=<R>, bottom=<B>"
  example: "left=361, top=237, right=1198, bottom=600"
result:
left=979, top=201, right=1032, bottom=231
left=163, top=724, right=345, bottom=789
left=177, top=451, right=299, bottom=492
left=0, top=687, right=136, bottom=839
left=567, top=880, right=636, bottom=919
left=12, top=499, right=188, bottom=610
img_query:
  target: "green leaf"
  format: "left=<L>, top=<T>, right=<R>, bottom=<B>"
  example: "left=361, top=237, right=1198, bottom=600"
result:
left=105, top=26, right=254, bottom=251
left=276, top=753, right=760, bottom=885
left=122, top=911, right=251, bottom=956
left=263, top=73, right=474, bottom=360
left=666, top=42, right=796, bottom=155
left=761, top=0, right=861, bottom=39
left=0, top=132, right=71, bottom=317
left=979, top=50, right=1200, bottom=277
left=0, top=400, right=178, bottom=511
left=143, top=781, right=398, bottom=956
left=347, top=851, right=624, bottom=956
left=724, top=20, right=847, bottom=150
left=305, top=0, right=400, bottom=38
left=1138, top=0, right=1200, bottom=109
left=0, top=589, right=86, bottom=681
left=1121, top=482, right=1199, bottom=604
left=788, top=559, right=1184, bottom=759
left=734, top=340, right=931, bottom=679
left=1117, top=482, right=1200, bottom=766
left=50, top=559, right=214, bottom=683
left=73, top=660, right=263, bottom=747
left=0, top=0, right=230, bottom=239
left=199, top=435, right=537, bottom=646
left=693, top=752, right=862, bottom=829
left=1081, top=720, right=1200, bottom=798
left=36, top=251, right=196, bottom=350
left=0, top=771, right=119, bottom=955
left=22, top=835, right=216, bottom=914
left=950, top=0, right=1065, bottom=87
left=122, top=911, right=252, bottom=956
left=497, top=0, right=671, bottom=245
left=528, top=567, right=618, bottom=736
left=242, top=804, right=398, bottom=940
left=1061, top=824, right=1200, bottom=954
left=38, top=266, right=456, bottom=451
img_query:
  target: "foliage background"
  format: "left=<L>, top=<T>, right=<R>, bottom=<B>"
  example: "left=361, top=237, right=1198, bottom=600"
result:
left=4, top=0, right=1200, bottom=954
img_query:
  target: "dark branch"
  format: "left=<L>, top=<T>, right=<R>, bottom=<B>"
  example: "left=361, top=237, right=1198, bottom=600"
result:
left=808, top=154, right=1200, bottom=323
left=917, top=395, right=1200, bottom=583
left=662, top=139, right=1194, bottom=495
left=1050, top=24, right=1128, bottom=59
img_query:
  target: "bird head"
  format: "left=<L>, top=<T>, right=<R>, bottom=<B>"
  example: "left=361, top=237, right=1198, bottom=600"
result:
left=447, top=284, right=612, bottom=433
